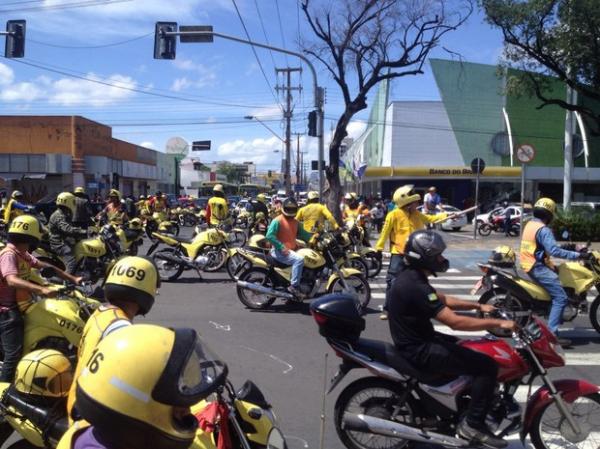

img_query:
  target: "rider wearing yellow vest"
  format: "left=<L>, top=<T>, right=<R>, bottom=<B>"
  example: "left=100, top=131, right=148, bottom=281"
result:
left=519, top=198, right=584, bottom=344
left=296, top=191, right=338, bottom=233
left=207, top=184, right=229, bottom=226
left=3, top=191, right=28, bottom=223
left=376, top=185, right=449, bottom=320
left=57, top=324, right=207, bottom=449
left=0, top=216, right=80, bottom=382
left=98, top=189, right=128, bottom=225
left=66, top=256, right=159, bottom=423
left=343, top=192, right=370, bottom=224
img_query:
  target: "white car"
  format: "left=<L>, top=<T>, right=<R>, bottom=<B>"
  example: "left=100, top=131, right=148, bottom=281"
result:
left=473, top=205, right=531, bottom=225
left=418, top=205, right=467, bottom=231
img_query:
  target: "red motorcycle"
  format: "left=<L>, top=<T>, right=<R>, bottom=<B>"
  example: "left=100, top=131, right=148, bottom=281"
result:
left=478, top=215, right=520, bottom=237
left=310, top=294, right=600, bottom=449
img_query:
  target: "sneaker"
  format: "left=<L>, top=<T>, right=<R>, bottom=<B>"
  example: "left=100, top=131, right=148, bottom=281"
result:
left=457, top=420, right=508, bottom=449
left=379, top=312, right=388, bottom=320
left=556, top=336, right=572, bottom=347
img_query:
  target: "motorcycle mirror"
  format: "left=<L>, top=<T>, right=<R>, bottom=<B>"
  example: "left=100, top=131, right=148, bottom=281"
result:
left=40, top=266, right=58, bottom=278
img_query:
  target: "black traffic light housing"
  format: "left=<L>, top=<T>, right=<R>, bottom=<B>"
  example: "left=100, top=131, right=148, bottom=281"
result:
left=154, top=22, right=177, bottom=59
left=308, top=110, right=318, bottom=137
left=5, top=20, right=25, bottom=59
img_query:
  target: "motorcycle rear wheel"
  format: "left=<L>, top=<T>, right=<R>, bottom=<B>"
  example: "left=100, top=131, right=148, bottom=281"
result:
left=363, top=252, right=383, bottom=278
left=152, top=248, right=184, bottom=281
left=589, top=295, right=600, bottom=334
left=530, top=392, right=600, bottom=449
left=479, top=288, right=530, bottom=337
left=200, top=246, right=227, bottom=272
left=236, top=267, right=276, bottom=309
left=334, top=377, right=414, bottom=449
left=478, top=223, right=492, bottom=236
left=327, top=274, right=371, bottom=314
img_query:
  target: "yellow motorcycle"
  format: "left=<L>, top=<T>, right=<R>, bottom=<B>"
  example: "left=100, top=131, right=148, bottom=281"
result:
left=473, top=248, right=600, bottom=335
left=345, top=216, right=382, bottom=278
left=147, top=226, right=232, bottom=281
left=226, top=234, right=271, bottom=280
left=143, top=211, right=180, bottom=239
left=236, top=230, right=371, bottom=312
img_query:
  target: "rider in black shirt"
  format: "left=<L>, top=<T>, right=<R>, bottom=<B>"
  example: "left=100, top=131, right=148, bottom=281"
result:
left=388, top=230, right=516, bottom=449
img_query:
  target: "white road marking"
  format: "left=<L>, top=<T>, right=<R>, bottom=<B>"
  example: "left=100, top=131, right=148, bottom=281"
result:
left=284, top=435, right=309, bottom=448
left=240, top=345, right=294, bottom=374
left=430, top=283, right=481, bottom=289
left=209, top=321, right=231, bottom=331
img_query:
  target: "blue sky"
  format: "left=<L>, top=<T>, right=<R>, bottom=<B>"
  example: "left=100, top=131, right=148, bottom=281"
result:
left=0, top=0, right=505, bottom=171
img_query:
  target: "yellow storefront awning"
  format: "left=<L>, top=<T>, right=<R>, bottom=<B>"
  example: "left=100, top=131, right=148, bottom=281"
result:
left=365, top=166, right=522, bottom=178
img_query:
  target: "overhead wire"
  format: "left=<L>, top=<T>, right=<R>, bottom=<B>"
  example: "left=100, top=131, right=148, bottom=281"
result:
left=28, top=32, right=153, bottom=49
left=0, top=0, right=132, bottom=13
left=253, top=0, right=277, bottom=71
left=274, top=0, right=289, bottom=66
left=230, top=0, right=283, bottom=112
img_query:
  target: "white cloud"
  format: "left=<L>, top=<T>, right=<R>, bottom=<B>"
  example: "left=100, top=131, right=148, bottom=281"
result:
left=139, top=141, right=155, bottom=149
left=0, top=82, right=44, bottom=102
left=50, top=73, right=137, bottom=106
left=170, top=60, right=218, bottom=91
left=347, top=121, right=368, bottom=139
left=171, top=77, right=193, bottom=92
left=0, top=63, right=15, bottom=86
left=218, top=136, right=283, bottom=164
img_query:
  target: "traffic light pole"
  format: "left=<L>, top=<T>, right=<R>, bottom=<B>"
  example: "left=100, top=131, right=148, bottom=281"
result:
left=162, top=28, right=325, bottom=201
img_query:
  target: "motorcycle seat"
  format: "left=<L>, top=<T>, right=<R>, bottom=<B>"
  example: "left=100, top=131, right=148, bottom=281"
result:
left=265, top=255, right=292, bottom=269
left=353, top=338, right=453, bottom=386
left=172, top=235, right=193, bottom=244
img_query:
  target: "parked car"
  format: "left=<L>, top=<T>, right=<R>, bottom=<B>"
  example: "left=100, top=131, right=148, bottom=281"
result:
left=473, top=204, right=532, bottom=226
left=417, top=205, right=467, bottom=231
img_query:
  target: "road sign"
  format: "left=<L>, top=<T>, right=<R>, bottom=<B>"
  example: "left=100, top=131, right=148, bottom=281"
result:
left=179, top=25, right=213, bottom=43
left=516, top=144, right=536, bottom=164
left=470, top=157, right=486, bottom=174
left=192, top=140, right=211, bottom=151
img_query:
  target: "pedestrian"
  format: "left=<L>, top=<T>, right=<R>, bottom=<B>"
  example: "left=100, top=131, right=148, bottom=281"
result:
left=502, top=202, right=511, bottom=237
left=423, top=186, right=442, bottom=214
left=48, top=192, right=87, bottom=274
left=370, top=202, right=385, bottom=232
left=73, top=187, right=94, bottom=230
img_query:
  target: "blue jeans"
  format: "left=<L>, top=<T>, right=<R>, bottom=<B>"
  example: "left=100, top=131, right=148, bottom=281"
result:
left=0, top=308, right=24, bottom=382
left=384, top=254, right=406, bottom=311
left=528, top=264, right=568, bottom=333
left=271, top=248, right=304, bottom=287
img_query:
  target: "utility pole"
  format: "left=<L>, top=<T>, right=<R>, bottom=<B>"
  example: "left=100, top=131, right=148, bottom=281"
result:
left=292, top=132, right=304, bottom=189
left=276, top=67, right=302, bottom=196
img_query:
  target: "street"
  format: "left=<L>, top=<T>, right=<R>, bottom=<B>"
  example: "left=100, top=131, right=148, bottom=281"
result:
left=136, top=227, right=599, bottom=449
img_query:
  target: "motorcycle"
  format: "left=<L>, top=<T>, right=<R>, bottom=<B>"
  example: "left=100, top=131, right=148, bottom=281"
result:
left=226, top=234, right=271, bottom=281
left=478, top=215, right=520, bottom=237
left=344, top=217, right=382, bottom=279
left=310, top=293, right=600, bottom=449
left=115, top=220, right=145, bottom=256
left=472, top=248, right=600, bottom=335
left=173, top=206, right=198, bottom=227
left=143, top=211, right=180, bottom=239
left=236, top=230, right=371, bottom=312
left=147, top=226, right=233, bottom=281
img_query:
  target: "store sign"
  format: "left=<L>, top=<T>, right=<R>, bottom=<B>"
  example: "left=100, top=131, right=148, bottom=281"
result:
left=365, top=166, right=522, bottom=178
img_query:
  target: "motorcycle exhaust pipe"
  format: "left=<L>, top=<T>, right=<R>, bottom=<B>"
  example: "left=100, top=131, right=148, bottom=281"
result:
left=153, top=252, right=186, bottom=266
left=343, top=414, right=469, bottom=448
left=236, top=280, right=294, bottom=300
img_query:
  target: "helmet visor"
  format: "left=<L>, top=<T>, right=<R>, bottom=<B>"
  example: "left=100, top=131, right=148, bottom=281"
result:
left=153, top=329, right=228, bottom=406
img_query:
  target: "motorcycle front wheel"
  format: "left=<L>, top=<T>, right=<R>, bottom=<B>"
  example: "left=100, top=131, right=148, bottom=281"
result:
left=342, top=257, right=369, bottom=279
left=478, top=223, right=492, bottom=236
left=152, top=248, right=184, bottom=281
left=327, top=274, right=371, bottom=314
left=363, top=252, right=383, bottom=278
left=226, top=251, right=249, bottom=280
left=237, top=267, right=277, bottom=309
left=200, top=246, right=227, bottom=272
left=530, top=392, right=600, bottom=449
left=479, top=288, right=530, bottom=337
left=334, top=377, right=415, bottom=449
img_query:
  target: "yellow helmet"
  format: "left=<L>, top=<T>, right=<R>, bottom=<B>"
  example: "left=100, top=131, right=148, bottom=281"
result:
left=138, top=194, right=146, bottom=200
left=129, top=218, right=143, bottom=230
left=393, top=184, right=421, bottom=208
left=11, top=190, right=24, bottom=200
left=344, top=192, right=357, bottom=201
left=8, top=215, right=43, bottom=243
left=75, top=324, right=227, bottom=449
left=56, top=192, right=77, bottom=215
left=109, top=189, right=122, bottom=201
left=534, top=197, right=556, bottom=215
left=256, top=193, right=266, bottom=203
left=213, top=184, right=224, bottom=193
left=105, top=256, right=159, bottom=315
left=14, top=349, right=73, bottom=398
left=308, top=191, right=319, bottom=201
left=488, top=245, right=516, bottom=268
left=74, top=186, right=85, bottom=194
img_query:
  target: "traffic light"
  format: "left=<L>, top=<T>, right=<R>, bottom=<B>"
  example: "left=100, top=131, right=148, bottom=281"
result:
left=154, top=22, right=177, bottom=60
left=268, top=170, right=272, bottom=177
left=112, top=172, right=120, bottom=189
left=308, top=110, right=318, bottom=137
left=5, top=20, right=25, bottom=59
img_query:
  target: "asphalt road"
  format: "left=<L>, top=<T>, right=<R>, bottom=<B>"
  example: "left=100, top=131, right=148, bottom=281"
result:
left=4, top=227, right=599, bottom=449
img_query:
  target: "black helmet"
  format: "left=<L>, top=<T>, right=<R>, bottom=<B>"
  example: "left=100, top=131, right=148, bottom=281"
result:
left=282, top=198, right=298, bottom=217
left=404, top=230, right=449, bottom=274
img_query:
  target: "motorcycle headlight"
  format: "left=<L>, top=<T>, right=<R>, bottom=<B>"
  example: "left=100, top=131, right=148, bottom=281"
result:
left=267, top=428, right=287, bottom=449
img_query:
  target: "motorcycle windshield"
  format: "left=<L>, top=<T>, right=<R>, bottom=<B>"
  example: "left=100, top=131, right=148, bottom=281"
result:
left=152, top=328, right=228, bottom=406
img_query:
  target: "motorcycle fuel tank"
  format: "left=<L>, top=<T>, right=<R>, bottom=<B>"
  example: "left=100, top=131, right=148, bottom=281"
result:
left=75, top=238, right=106, bottom=259
left=559, top=262, right=595, bottom=294
left=297, top=248, right=325, bottom=269
left=461, top=338, right=528, bottom=383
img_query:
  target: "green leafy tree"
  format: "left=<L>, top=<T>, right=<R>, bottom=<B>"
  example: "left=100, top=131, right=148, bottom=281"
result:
left=482, top=0, right=600, bottom=134
left=300, top=0, right=472, bottom=218
left=216, top=162, right=249, bottom=184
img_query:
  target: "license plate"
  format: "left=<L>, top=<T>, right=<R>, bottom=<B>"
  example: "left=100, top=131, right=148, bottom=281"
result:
left=471, top=277, right=485, bottom=295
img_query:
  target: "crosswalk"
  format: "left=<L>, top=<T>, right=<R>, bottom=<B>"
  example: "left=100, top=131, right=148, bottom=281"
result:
left=371, top=260, right=600, bottom=448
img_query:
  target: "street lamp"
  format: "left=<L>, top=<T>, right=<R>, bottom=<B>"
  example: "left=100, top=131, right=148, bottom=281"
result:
left=244, top=116, right=285, bottom=143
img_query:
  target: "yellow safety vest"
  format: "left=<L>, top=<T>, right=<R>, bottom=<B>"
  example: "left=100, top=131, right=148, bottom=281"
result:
left=208, top=196, right=228, bottom=225
left=375, top=208, right=446, bottom=254
left=66, top=305, right=130, bottom=422
left=296, top=203, right=338, bottom=233
left=520, top=220, right=549, bottom=272
left=3, top=199, right=24, bottom=223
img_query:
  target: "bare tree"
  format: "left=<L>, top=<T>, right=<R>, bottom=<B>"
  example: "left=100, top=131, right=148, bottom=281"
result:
left=300, top=0, right=472, bottom=218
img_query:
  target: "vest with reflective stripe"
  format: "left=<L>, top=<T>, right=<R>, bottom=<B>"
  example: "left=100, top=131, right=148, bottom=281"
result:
left=66, top=305, right=130, bottom=422
left=520, top=220, right=547, bottom=272
left=275, top=215, right=299, bottom=251
left=208, top=196, right=228, bottom=224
